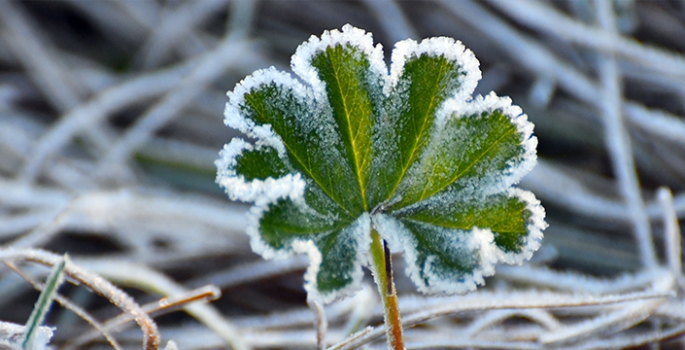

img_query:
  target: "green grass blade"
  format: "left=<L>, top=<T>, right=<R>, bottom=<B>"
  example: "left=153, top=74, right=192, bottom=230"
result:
left=22, top=255, right=67, bottom=350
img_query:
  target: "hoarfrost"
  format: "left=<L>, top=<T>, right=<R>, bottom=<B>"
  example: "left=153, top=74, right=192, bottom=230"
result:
left=396, top=92, right=539, bottom=215
left=215, top=138, right=304, bottom=206
left=388, top=36, right=480, bottom=99
left=373, top=213, right=492, bottom=294
left=306, top=213, right=372, bottom=303
left=217, top=24, right=545, bottom=299
left=224, top=67, right=308, bottom=156
left=372, top=186, right=546, bottom=295
left=292, top=24, right=387, bottom=98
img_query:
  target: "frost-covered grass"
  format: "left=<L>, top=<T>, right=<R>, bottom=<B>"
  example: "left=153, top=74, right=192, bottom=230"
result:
left=1, top=1, right=685, bottom=349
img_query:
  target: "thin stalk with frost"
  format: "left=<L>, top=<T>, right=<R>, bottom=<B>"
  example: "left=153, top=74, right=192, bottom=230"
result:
left=369, top=231, right=404, bottom=350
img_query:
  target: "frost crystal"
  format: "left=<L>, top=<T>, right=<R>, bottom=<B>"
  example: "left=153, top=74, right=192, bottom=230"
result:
left=216, top=24, right=546, bottom=302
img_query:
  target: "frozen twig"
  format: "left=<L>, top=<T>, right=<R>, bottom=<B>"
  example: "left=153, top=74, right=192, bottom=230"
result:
left=66, top=0, right=151, bottom=44
left=79, top=258, right=250, bottom=350
left=137, top=0, right=228, bottom=68
left=0, top=248, right=160, bottom=350
left=594, top=0, right=656, bottom=270
left=6, top=261, right=123, bottom=350
left=497, top=265, right=672, bottom=294
left=227, top=0, right=257, bottom=40
left=0, top=1, right=115, bottom=166
left=540, top=299, right=664, bottom=345
left=0, top=1, right=82, bottom=111
left=330, top=287, right=673, bottom=350
left=2, top=1, right=685, bottom=348
left=308, top=297, right=328, bottom=350
left=66, top=285, right=220, bottom=350
left=191, top=256, right=308, bottom=289
left=464, top=309, right=560, bottom=338
left=20, top=61, right=196, bottom=182
left=658, top=187, right=685, bottom=288
left=8, top=197, right=74, bottom=249
left=439, top=0, right=601, bottom=106
left=97, top=37, right=254, bottom=177
left=624, top=102, right=685, bottom=146
left=488, top=0, right=685, bottom=80
left=361, top=0, right=417, bottom=42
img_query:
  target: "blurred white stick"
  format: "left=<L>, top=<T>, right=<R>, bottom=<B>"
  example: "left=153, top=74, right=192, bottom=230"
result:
left=81, top=259, right=251, bottom=350
left=97, top=37, right=253, bottom=175
left=308, top=297, right=328, bottom=350
left=594, top=0, right=657, bottom=270
left=0, top=1, right=82, bottom=111
left=362, top=0, right=417, bottom=42
left=20, top=61, right=195, bottom=181
left=658, top=187, right=684, bottom=287
left=488, top=0, right=685, bottom=80
left=138, top=0, right=229, bottom=68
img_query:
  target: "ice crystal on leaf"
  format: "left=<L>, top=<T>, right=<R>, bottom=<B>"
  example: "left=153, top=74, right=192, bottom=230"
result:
left=216, top=24, right=546, bottom=302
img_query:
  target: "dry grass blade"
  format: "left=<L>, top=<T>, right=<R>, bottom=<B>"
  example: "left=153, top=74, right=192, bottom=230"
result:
left=5, top=261, right=123, bottom=350
left=0, top=248, right=159, bottom=350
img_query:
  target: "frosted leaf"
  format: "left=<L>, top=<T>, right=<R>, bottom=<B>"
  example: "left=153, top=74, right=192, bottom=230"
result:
left=216, top=24, right=546, bottom=301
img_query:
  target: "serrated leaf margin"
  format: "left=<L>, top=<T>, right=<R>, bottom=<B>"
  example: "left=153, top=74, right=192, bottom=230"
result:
left=217, top=24, right=547, bottom=300
left=292, top=24, right=387, bottom=101
left=215, top=138, right=305, bottom=206
left=373, top=187, right=545, bottom=295
left=394, top=92, right=541, bottom=216
left=438, top=92, right=538, bottom=195
left=248, top=203, right=372, bottom=303
left=388, top=36, right=481, bottom=103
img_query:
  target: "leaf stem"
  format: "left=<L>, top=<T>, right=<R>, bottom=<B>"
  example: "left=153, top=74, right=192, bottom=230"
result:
left=369, top=229, right=404, bottom=350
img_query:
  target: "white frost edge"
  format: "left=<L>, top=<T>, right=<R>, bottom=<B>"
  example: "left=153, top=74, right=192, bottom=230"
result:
left=442, top=91, right=538, bottom=196
left=309, top=213, right=371, bottom=303
left=215, top=138, right=305, bottom=206
left=247, top=205, right=372, bottom=304
left=372, top=188, right=546, bottom=295
left=221, top=24, right=544, bottom=299
left=388, top=36, right=481, bottom=99
left=292, top=24, right=387, bottom=98
left=221, top=26, right=385, bottom=304
left=497, top=187, right=547, bottom=265
left=225, top=67, right=314, bottom=156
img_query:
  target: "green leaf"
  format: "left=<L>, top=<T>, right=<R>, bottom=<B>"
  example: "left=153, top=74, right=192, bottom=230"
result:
left=216, top=25, right=546, bottom=301
left=235, top=144, right=290, bottom=182
left=381, top=53, right=467, bottom=203
left=256, top=198, right=370, bottom=300
left=393, top=105, right=531, bottom=209
left=309, top=44, right=380, bottom=211
left=239, top=78, right=362, bottom=216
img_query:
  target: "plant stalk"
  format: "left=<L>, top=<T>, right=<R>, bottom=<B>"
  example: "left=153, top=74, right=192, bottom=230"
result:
left=369, top=229, right=404, bottom=350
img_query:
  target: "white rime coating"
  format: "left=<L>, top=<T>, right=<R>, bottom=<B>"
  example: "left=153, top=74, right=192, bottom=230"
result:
left=218, top=24, right=545, bottom=300
left=453, top=188, right=546, bottom=287
left=246, top=209, right=371, bottom=303
left=387, top=36, right=481, bottom=99
left=215, top=138, right=305, bottom=206
left=442, top=92, right=538, bottom=197
left=372, top=187, right=546, bottom=295
left=373, top=213, right=490, bottom=294
left=224, top=67, right=313, bottom=156
left=307, top=213, right=372, bottom=303
left=292, top=24, right=387, bottom=98
left=500, top=187, right=547, bottom=264
left=394, top=91, right=540, bottom=217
